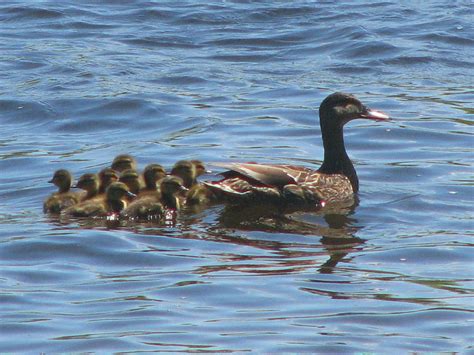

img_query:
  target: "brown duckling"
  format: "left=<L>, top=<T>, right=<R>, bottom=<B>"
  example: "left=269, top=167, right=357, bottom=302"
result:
left=111, top=154, right=137, bottom=173
left=74, top=173, right=100, bottom=201
left=186, top=183, right=215, bottom=206
left=119, top=169, right=142, bottom=196
left=43, top=169, right=81, bottom=213
left=170, top=160, right=197, bottom=189
left=98, top=167, right=119, bottom=194
left=63, top=182, right=135, bottom=217
left=138, top=163, right=166, bottom=199
left=121, top=176, right=187, bottom=220
left=186, top=160, right=215, bottom=205
left=160, top=176, right=188, bottom=210
left=190, top=159, right=211, bottom=177
left=120, top=164, right=166, bottom=220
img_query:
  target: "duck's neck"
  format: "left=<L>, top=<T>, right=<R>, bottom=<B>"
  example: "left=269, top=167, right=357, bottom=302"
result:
left=108, top=199, right=126, bottom=213
left=59, top=185, right=70, bottom=194
left=183, top=176, right=196, bottom=189
left=86, top=187, right=99, bottom=199
left=318, top=125, right=359, bottom=192
left=162, top=194, right=180, bottom=210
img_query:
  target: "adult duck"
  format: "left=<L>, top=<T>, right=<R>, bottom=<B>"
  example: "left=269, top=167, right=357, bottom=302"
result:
left=43, top=169, right=81, bottom=213
left=203, top=92, right=389, bottom=205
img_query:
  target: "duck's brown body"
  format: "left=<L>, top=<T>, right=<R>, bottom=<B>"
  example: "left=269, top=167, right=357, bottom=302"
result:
left=205, top=162, right=354, bottom=204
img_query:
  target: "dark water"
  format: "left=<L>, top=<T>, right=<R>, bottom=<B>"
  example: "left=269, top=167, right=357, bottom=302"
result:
left=1, top=1, right=473, bottom=352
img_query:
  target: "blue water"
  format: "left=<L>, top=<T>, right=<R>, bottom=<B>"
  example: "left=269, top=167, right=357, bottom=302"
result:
left=0, top=1, right=473, bottom=352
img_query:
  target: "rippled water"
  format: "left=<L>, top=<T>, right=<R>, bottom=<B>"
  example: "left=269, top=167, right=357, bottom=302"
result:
left=1, top=1, right=473, bottom=352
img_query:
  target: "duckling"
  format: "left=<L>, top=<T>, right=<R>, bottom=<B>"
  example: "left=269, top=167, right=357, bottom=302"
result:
left=160, top=176, right=188, bottom=210
left=138, top=163, right=166, bottom=199
left=171, top=160, right=196, bottom=189
left=186, top=183, right=215, bottom=206
left=43, top=169, right=81, bottom=213
left=63, top=182, right=135, bottom=217
left=111, top=154, right=137, bottom=173
left=187, top=160, right=215, bottom=205
left=119, top=169, right=142, bottom=196
left=121, top=176, right=187, bottom=220
left=121, top=196, right=164, bottom=220
left=98, top=167, right=119, bottom=194
left=75, top=173, right=100, bottom=201
left=191, top=159, right=211, bottom=177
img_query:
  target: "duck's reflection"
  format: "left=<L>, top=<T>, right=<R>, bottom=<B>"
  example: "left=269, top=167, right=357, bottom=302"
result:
left=46, top=197, right=364, bottom=274
left=181, top=198, right=364, bottom=274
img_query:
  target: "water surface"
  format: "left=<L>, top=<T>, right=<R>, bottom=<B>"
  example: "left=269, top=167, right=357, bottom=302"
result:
left=0, top=1, right=473, bottom=352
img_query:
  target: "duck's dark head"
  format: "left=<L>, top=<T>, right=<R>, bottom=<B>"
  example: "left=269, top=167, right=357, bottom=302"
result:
left=319, top=92, right=389, bottom=130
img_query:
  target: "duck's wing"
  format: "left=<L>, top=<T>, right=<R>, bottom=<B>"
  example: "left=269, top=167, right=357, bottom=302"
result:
left=211, top=162, right=297, bottom=188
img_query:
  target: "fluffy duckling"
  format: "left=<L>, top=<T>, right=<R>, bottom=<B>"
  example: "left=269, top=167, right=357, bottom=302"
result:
left=111, top=154, right=137, bottom=173
left=170, top=159, right=214, bottom=206
left=43, top=169, right=81, bottom=213
left=98, top=167, right=119, bottom=194
left=119, top=169, right=142, bottom=195
left=63, top=182, right=135, bottom=217
left=121, top=176, right=187, bottom=220
left=138, top=163, right=166, bottom=199
left=186, top=183, right=215, bottom=206
left=171, top=160, right=197, bottom=189
left=121, top=196, right=164, bottom=220
left=75, top=173, right=100, bottom=201
left=160, top=176, right=188, bottom=210
left=191, top=159, right=210, bottom=178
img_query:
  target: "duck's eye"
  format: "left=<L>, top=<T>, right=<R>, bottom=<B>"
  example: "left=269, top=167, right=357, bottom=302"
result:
left=344, top=104, right=360, bottom=113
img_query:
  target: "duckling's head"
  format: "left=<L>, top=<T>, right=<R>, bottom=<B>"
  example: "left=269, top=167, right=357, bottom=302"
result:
left=160, top=176, right=188, bottom=197
left=75, top=173, right=100, bottom=194
left=111, top=154, right=137, bottom=173
left=190, top=160, right=210, bottom=177
left=49, top=169, right=73, bottom=191
left=143, top=164, right=166, bottom=188
left=98, top=167, right=119, bottom=193
left=106, top=182, right=135, bottom=201
left=119, top=169, right=141, bottom=193
left=171, top=160, right=196, bottom=188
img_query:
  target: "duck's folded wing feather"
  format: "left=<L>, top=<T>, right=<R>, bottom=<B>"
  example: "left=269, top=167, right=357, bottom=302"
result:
left=211, top=162, right=296, bottom=188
